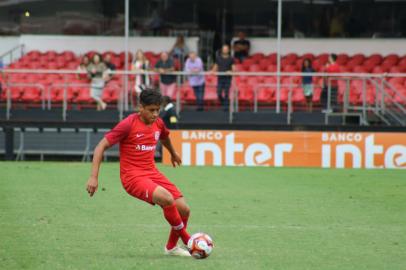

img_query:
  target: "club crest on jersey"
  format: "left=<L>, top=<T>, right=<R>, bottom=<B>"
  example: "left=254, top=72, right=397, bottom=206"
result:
left=154, top=131, right=160, bottom=141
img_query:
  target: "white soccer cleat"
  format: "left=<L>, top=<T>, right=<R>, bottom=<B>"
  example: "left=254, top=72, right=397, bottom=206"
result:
left=164, top=246, right=191, bottom=257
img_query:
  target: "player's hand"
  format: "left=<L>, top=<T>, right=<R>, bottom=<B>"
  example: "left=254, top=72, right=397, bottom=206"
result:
left=171, top=153, right=182, bottom=167
left=86, top=176, right=98, bottom=197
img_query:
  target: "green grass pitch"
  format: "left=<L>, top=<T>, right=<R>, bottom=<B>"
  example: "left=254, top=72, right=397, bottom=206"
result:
left=1, top=162, right=405, bottom=270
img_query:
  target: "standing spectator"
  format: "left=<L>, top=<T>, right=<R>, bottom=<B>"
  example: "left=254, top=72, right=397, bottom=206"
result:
left=155, top=52, right=177, bottom=98
left=184, top=51, right=205, bottom=111
left=323, top=53, right=340, bottom=112
left=132, top=49, right=151, bottom=95
left=103, top=53, right=116, bottom=81
left=301, top=59, right=314, bottom=112
left=77, top=55, right=90, bottom=80
left=232, top=31, right=251, bottom=62
left=87, top=54, right=108, bottom=111
left=211, top=44, right=235, bottom=111
left=170, top=35, right=189, bottom=63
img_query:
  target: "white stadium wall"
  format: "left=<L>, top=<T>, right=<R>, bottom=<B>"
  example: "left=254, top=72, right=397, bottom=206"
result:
left=0, top=35, right=199, bottom=56
left=1, top=35, right=406, bottom=57
left=249, top=38, right=406, bottom=56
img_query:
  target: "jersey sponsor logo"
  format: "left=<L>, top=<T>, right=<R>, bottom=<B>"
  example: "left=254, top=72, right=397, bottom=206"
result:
left=136, top=133, right=144, bottom=138
left=154, top=131, right=160, bottom=141
left=135, top=144, right=156, bottom=151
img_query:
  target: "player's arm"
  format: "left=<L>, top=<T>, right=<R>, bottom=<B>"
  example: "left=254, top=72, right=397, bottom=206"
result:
left=161, top=137, right=182, bottom=167
left=86, top=138, right=111, bottom=197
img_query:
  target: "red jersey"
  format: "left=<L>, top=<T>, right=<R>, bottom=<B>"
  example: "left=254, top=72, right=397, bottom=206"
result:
left=325, top=62, right=340, bottom=87
left=105, top=114, right=169, bottom=176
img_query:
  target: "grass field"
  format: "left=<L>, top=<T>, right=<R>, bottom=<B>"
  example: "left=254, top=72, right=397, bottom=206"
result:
left=0, top=162, right=405, bottom=270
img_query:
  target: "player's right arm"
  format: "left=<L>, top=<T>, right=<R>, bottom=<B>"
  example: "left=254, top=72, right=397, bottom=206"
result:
left=86, top=138, right=111, bottom=197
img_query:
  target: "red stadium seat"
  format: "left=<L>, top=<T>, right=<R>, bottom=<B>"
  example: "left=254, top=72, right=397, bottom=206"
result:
left=336, top=54, right=349, bottom=65
left=251, top=53, right=265, bottom=62
left=258, top=59, right=271, bottom=70
left=75, top=88, right=93, bottom=103
left=21, top=87, right=42, bottom=102
left=204, top=86, right=218, bottom=104
left=266, top=65, right=277, bottom=72
left=248, top=64, right=261, bottom=72
left=383, top=54, right=399, bottom=64
left=302, top=53, right=315, bottom=61
left=257, top=87, right=274, bottom=103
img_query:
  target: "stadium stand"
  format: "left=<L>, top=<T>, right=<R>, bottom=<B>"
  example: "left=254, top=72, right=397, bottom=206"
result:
left=1, top=50, right=406, bottom=112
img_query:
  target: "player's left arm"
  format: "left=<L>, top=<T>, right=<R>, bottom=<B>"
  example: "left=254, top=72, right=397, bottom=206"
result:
left=160, top=137, right=182, bottom=167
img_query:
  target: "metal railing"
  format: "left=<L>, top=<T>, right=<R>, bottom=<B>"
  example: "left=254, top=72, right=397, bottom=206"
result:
left=0, top=44, right=25, bottom=66
left=1, top=68, right=406, bottom=126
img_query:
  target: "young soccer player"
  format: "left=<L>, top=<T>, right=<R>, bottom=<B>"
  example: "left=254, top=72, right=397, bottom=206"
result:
left=86, top=89, right=191, bottom=256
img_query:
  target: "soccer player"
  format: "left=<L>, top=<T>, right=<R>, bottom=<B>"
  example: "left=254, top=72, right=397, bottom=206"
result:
left=86, top=89, right=191, bottom=256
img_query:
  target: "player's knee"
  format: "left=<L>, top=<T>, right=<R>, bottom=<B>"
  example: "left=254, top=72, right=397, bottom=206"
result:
left=177, top=202, right=190, bottom=217
left=157, top=191, right=174, bottom=206
left=182, top=205, right=190, bottom=217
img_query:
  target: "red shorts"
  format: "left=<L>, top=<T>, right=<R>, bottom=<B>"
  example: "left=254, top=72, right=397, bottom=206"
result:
left=121, top=170, right=183, bottom=205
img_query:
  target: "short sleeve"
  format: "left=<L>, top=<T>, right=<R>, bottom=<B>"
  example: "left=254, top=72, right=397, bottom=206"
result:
left=159, top=118, right=170, bottom=140
left=104, top=115, right=134, bottom=146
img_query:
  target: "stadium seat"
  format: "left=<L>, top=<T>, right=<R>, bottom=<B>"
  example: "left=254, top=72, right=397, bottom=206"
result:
left=203, top=86, right=218, bottom=104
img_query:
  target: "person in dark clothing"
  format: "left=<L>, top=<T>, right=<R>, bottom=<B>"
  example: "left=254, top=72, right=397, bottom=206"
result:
left=103, top=53, right=116, bottom=81
left=160, top=96, right=178, bottom=129
left=155, top=52, right=177, bottom=98
left=211, top=45, right=235, bottom=111
left=301, top=59, right=315, bottom=112
left=233, top=31, right=250, bottom=62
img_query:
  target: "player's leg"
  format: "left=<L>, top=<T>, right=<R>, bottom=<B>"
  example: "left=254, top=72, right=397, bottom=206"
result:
left=166, top=197, right=190, bottom=250
left=152, top=186, right=190, bottom=245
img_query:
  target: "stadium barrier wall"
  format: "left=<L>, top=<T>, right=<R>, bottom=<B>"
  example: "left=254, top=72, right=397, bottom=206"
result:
left=162, top=130, right=406, bottom=169
left=1, top=36, right=406, bottom=56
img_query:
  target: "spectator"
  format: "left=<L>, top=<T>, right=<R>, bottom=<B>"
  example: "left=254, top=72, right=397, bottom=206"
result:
left=211, top=44, right=235, bottom=111
left=132, top=49, right=151, bottom=95
left=322, top=53, right=340, bottom=112
left=77, top=55, right=90, bottom=80
left=302, top=59, right=315, bottom=112
left=170, top=35, right=189, bottom=63
left=184, top=51, right=205, bottom=111
left=103, top=53, right=116, bottom=81
left=160, top=96, right=178, bottom=129
left=233, top=31, right=251, bottom=62
left=104, top=53, right=116, bottom=71
left=87, top=54, right=108, bottom=111
left=155, top=52, right=177, bottom=98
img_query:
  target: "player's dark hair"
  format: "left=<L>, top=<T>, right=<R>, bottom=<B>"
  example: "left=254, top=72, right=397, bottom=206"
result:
left=330, top=53, right=337, bottom=61
left=140, top=88, right=162, bottom=106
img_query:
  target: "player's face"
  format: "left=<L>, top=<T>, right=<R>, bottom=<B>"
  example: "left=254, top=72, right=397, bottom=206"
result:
left=139, top=104, right=161, bottom=124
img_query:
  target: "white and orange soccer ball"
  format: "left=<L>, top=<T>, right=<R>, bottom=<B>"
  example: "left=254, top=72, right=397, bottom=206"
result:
left=187, top=232, right=214, bottom=259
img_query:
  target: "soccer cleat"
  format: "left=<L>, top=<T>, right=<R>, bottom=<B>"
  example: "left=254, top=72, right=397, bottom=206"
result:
left=164, top=246, right=191, bottom=257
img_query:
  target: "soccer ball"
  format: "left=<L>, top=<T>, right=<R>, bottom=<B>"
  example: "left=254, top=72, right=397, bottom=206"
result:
left=187, top=232, right=214, bottom=259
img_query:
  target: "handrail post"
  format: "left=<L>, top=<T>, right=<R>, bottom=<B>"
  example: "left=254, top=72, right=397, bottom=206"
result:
left=254, top=85, right=258, bottom=113
left=362, top=78, right=367, bottom=125
left=327, top=79, right=332, bottom=113
left=344, top=78, right=349, bottom=113
left=6, top=81, right=11, bottom=120
left=176, top=74, right=181, bottom=115
left=287, top=85, right=292, bottom=125
left=62, top=74, right=67, bottom=121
